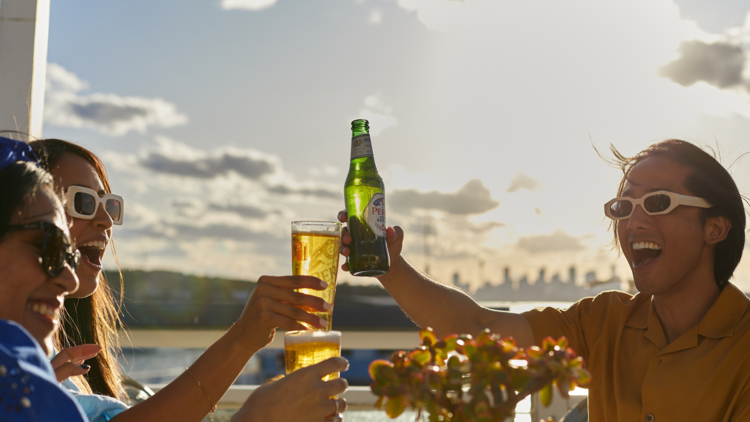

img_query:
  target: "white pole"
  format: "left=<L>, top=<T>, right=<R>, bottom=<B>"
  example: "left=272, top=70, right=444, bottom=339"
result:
left=0, top=0, right=50, bottom=138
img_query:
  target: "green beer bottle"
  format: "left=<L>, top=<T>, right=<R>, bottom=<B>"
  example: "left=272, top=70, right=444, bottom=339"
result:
left=344, top=119, right=390, bottom=276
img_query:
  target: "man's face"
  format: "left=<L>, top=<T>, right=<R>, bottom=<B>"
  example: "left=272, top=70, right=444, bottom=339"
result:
left=617, top=156, right=710, bottom=296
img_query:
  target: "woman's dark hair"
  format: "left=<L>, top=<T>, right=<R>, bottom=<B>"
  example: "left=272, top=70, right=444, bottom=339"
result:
left=0, top=161, right=54, bottom=238
left=30, top=138, right=126, bottom=401
left=608, top=139, right=747, bottom=288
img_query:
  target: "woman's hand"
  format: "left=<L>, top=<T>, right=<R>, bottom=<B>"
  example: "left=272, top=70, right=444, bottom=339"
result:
left=231, top=357, right=349, bottom=422
left=337, top=210, right=404, bottom=276
left=234, top=275, right=332, bottom=351
left=50, top=344, right=101, bottom=382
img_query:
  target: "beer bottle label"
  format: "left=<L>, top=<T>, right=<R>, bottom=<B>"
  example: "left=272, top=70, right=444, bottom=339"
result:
left=363, top=193, right=386, bottom=237
left=350, top=134, right=374, bottom=159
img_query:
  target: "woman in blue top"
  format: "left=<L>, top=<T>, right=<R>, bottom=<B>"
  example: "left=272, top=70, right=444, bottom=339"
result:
left=0, top=137, right=88, bottom=421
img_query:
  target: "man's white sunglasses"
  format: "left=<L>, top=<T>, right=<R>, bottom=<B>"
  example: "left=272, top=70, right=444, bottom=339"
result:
left=604, top=190, right=712, bottom=220
left=65, top=186, right=124, bottom=225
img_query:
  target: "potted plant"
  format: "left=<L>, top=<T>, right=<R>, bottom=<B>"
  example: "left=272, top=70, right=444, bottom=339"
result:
left=369, top=328, right=590, bottom=422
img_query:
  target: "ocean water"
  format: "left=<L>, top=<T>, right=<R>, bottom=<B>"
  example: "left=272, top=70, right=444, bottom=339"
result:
left=118, top=347, right=262, bottom=385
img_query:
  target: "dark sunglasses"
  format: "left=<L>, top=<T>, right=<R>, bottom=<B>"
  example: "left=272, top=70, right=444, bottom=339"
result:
left=604, top=190, right=712, bottom=220
left=7, top=221, right=81, bottom=277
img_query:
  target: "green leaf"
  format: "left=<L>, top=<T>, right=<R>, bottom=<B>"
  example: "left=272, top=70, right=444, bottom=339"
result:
left=464, top=343, right=477, bottom=359
left=541, top=337, right=555, bottom=352
left=420, top=328, right=438, bottom=347
left=409, top=349, right=431, bottom=366
left=391, top=351, right=407, bottom=364
left=442, top=334, right=459, bottom=352
left=378, top=364, right=400, bottom=384
left=540, top=384, right=552, bottom=407
left=386, top=396, right=407, bottom=418
left=369, top=359, right=394, bottom=382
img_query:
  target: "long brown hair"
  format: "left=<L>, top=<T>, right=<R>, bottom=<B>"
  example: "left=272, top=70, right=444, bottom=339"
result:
left=30, top=138, right=126, bottom=401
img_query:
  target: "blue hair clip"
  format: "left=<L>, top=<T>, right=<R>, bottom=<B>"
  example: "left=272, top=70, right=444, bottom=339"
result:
left=0, top=137, right=39, bottom=172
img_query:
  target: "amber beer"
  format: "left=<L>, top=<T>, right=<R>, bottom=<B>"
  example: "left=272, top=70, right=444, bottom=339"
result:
left=284, top=330, right=342, bottom=391
left=292, top=221, right=342, bottom=330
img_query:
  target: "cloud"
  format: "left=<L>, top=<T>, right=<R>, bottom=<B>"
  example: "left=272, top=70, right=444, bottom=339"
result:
left=220, top=0, right=278, bottom=11
left=368, top=9, right=383, bottom=25
left=171, top=198, right=277, bottom=219
left=44, top=63, right=188, bottom=136
left=506, top=171, right=544, bottom=193
left=138, top=137, right=280, bottom=180
left=409, top=222, right=439, bottom=236
left=466, top=221, right=505, bottom=234
left=171, top=223, right=281, bottom=243
left=266, top=184, right=340, bottom=199
left=207, top=203, right=275, bottom=219
left=658, top=40, right=747, bottom=89
left=131, top=137, right=340, bottom=200
left=357, top=92, right=397, bottom=136
left=391, top=179, right=499, bottom=215
left=309, top=165, right=340, bottom=177
left=396, top=0, right=467, bottom=32
left=517, top=230, right=585, bottom=253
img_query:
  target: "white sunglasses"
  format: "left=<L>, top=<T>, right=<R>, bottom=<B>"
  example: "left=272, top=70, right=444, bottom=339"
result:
left=604, top=190, right=712, bottom=220
left=65, top=186, right=124, bottom=225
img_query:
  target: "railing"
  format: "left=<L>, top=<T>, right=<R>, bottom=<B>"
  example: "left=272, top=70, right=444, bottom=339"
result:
left=119, top=329, right=587, bottom=420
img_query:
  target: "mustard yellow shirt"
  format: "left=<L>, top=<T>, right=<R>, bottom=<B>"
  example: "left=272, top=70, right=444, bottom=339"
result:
left=523, top=283, right=750, bottom=421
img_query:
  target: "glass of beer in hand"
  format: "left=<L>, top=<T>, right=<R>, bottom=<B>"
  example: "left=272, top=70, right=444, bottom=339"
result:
left=285, top=330, right=342, bottom=397
left=292, top=221, right=342, bottom=330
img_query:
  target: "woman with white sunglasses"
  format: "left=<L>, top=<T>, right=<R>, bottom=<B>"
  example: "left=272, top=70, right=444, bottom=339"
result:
left=30, top=138, right=348, bottom=422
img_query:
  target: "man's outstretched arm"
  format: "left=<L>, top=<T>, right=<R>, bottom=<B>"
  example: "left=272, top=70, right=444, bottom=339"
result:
left=338, top=211, right=535, bottom=347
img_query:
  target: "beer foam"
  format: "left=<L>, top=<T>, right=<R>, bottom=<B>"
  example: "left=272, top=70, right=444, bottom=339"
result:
left=291, top=221, right=341, bottom=237
left=292, top=229, right=341, bottom=237
left=284, top=330, right=341, bottom=346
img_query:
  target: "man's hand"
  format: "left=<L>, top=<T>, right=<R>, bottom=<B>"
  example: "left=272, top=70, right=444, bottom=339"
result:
left=337, top=210, right=404, bottom=276
left=235, top=275, right=332, bottom=351
left=51, top=344, right=101, bottom=382
left=231, top=357, right=349, bottom=422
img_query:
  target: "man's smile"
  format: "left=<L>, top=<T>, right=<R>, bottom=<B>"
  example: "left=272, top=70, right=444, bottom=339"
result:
left=631, top=241, right=662, bottom=268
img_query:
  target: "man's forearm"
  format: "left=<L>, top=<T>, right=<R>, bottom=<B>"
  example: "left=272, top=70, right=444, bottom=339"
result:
left=378, top=256, right=535, bottom=346
left=378, top=256, right=488, bottom=338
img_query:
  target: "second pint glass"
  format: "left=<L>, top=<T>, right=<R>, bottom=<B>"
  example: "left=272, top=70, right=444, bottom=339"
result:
left=285, top=330, right=342, bottom=397
left=292, top=221, right=341, bottom=330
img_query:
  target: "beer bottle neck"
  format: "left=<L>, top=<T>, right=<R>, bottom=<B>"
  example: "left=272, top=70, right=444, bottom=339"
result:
left=351, top=119, right=370, bottom=137
left=348, top=119, right=380, bottom=177
left=349, top=133, right=376, bottom=163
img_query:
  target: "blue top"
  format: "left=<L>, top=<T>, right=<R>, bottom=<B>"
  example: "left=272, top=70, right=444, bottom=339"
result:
left=0, top=319, right=87, bottom=422
left=60, top=378, right=128, bottom=422
left=47, top=350, right=130, bottom=422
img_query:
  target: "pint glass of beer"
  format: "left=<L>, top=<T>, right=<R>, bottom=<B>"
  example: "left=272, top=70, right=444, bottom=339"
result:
left=285, top=330, right=342, bottom=397
left=292, top=221, right=341, bottom=330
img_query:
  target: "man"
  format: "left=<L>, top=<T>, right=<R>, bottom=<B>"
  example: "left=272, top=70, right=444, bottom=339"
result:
left=339, top=139, right=750, bottom=420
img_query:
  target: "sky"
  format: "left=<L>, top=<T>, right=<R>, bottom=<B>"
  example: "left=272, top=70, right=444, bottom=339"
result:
left=39, top=0, right=750, bottom=291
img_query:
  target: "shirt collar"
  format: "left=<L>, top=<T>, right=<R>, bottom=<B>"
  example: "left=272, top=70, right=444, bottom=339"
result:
left=624, top=292, right=650, bottom=329
left=697, top=282, right=749, bottom=339
left=624, top=282, right=749, bottom=338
